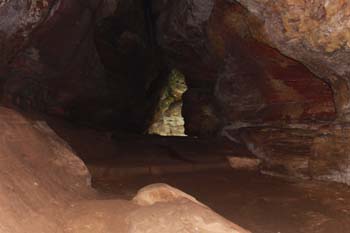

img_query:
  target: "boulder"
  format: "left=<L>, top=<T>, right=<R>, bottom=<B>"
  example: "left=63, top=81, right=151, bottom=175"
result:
left=64, top=183, right=251, bottom=233
left=133, top=183, right=206, bottom=207
left=129, top=183, right=250, bottom=233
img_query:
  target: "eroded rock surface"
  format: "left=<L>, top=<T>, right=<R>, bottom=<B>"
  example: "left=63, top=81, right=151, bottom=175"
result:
left=235, top=0, right=350, bottom=119
left=0, top=107, right=93, bottom=233
left=226, top=123, right=350, bottom=185
left=158, top=0, right=337, bottom=136
left=157, top=0, right=350, bottom=184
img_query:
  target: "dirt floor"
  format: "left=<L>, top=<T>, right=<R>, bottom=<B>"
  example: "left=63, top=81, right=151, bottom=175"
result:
left=93, top=171, right=350, bottom=233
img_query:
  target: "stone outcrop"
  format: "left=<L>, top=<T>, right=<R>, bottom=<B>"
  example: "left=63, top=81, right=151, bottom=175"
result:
left=0, top=107, right=93, bottom=233
left=235, top=0, right=350, bottom=120
left=130, top=183, right=250, bottom=233
left=158, top=0, right=337, bottom=136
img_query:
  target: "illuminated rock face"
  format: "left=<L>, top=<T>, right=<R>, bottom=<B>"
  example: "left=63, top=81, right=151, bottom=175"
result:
left=148, top=70, right=187, bottom=136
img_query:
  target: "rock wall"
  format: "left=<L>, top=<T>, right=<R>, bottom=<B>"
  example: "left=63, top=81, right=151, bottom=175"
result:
left=236, top=0, right=350, bottom=120
left=0, top=0, right=117, bottom=125
left=157, top=0, right=336, bottom=131
left=0, top=0, right=167, bottom=132
left=157, top=0, right=350, bottom=184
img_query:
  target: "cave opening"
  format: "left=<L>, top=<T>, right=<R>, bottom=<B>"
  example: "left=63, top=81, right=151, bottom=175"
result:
left=0, top=0, right=350, bottom=233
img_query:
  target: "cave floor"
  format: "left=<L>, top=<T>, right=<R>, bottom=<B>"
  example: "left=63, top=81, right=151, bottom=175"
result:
left=26, top=114, right=350, bottom=233
left=93, top=170, right=350, bottom=233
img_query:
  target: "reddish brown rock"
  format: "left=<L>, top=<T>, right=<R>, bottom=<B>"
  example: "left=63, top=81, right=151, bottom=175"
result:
left=0, top=107, right=93, bottom=233
left=63, top=183, right=251, bottom=233
left=211, top=0, right=336, bottom=123
left=234, top=0, right=350, bottom=119
left=129, top=183, right=251, bottom=233
left=158, top=0, right=336, bottom=136
left=230, top=124, right=350, bottom=184
left=0, top=108, right=250, bottom=233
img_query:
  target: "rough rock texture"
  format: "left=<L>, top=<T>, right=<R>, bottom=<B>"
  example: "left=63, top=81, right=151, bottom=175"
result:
left=214, top=0, right=350, bottom=184
left=155, top=0, right=350, bottom=184
left=235, top=0, right=350, bottom=120
left=210, top=0, right=336, bottom=123
left=158, top=0, right=336, bottom=137
left=0, top=107, right=93, bottom=233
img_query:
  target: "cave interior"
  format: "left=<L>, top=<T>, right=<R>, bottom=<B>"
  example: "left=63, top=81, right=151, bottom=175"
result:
left=1, top=0, right=350, bottom=233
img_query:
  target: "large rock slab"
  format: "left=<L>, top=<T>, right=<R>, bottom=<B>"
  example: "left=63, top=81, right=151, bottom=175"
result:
left=0, top=107, right=93, bottom=233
